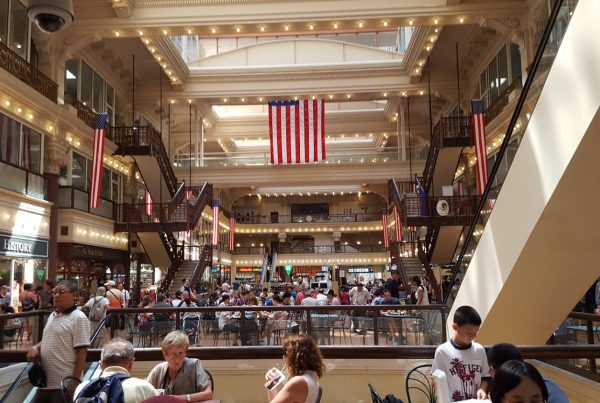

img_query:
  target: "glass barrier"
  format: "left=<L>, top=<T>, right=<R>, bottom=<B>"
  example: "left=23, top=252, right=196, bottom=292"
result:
left=58, top=186, right=114, bottom=219
left=0, top=160, right=48, bottom=200
left=105, top=305, right=446, bottom=349
left=547, top=312, right=599, bottom=379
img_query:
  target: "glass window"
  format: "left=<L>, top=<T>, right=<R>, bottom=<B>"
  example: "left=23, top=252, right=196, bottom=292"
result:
left=80, top=61, right=93, bottom=107
left=86, top=158, right=92, bottom=190
left=488, top=58, right=499, bottom=101
left=106, top=84, right=114, bottom=125
left=497, top=46, right=509, bottom=93
left=65, top=59, right=78, bottom=103
left=101, top=167, right=110, bottom=200
left=21, top=126, right=42, bottom=173
left=0, top=1, right=9, bottom=45
left=92, top=71, right=104, bottom=112
left=510, top=43, right=521, bottom=82
left=9, top=0, right=28, bottom=59
left=72, top=152, right=87, bottom=190
left=0, top=113, right=20, bottom=166
left=111, top=171, right=120, bottom=202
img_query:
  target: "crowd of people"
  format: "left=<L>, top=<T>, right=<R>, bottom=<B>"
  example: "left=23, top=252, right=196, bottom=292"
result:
left=6, top=274, right=597, bottom=402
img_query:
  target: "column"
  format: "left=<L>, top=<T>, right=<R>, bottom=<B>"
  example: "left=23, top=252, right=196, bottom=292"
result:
left=398, top=102, right=406, bottom=161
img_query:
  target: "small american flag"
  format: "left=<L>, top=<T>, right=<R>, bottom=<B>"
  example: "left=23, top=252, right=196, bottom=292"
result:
left=471, top=100, right=488, bottom=194
left=145, top=191, right=153, bottom=216
left=393, top=205, right=403, bottom=241
left=212, top=200, right=220, bottom=246
left=229, top=216, right=236, bottom=251
left=269, top=100, right=325, bottom=164
left=89, top=113, right=107, bottom=209
left=381, top=208, right=389, bottom=248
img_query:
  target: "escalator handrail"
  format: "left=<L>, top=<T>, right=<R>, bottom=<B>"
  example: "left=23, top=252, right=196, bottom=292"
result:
left=445, top=0, right=570, bottom=304
left=0, top=311, right=111, bottom=402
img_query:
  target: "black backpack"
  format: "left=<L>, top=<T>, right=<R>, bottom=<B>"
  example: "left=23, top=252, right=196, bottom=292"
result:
left=74, top=373, right=129, bottom=403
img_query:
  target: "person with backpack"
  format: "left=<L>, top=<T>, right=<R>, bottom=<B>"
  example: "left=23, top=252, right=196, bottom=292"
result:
left=74, top=338, right=158, bottom=403
left=83, top=287, right=109, bottom=347
left=19, top=283, right=39, bottom=343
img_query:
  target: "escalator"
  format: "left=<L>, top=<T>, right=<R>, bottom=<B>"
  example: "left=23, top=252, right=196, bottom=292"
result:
left=447, top=0, right=596, bottom=344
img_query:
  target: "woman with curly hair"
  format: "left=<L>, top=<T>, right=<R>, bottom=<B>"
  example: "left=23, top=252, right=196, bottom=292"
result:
left=265, top=333, right=324, bottom=403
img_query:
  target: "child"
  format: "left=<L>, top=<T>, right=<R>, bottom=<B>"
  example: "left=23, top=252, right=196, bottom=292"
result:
left=431, top=305, right=491, bottom=402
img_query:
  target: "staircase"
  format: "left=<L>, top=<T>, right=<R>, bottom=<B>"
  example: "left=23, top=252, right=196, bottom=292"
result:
left=400, top=257, right=424, bottom=282
left=167, top=260, right=198, bottom=296
left=111, top=123, right=214, bottom=292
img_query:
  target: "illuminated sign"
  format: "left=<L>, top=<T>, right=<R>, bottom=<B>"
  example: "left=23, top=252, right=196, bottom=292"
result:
left=347, top=267, right=372, bottom=273
left=0, top=234, right=48, bottom=258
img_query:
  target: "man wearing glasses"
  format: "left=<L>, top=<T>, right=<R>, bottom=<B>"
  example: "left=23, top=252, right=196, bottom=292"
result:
left=27, top=280, right=90, bottom=402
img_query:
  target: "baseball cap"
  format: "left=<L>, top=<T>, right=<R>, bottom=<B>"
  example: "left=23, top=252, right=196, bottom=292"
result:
left=105, top=280, right=116, bottom=286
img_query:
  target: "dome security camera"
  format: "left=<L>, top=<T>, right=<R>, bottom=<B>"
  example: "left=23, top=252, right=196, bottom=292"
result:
left=27, top=0, right=74, bottom=33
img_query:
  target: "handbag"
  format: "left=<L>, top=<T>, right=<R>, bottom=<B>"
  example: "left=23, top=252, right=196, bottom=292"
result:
left=28, top=362, right=47, bottom=388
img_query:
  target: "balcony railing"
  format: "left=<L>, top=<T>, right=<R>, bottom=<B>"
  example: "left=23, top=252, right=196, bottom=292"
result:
left=0, top=160, right=47, bottom=200
left=0, top=40, right=57, bottom=103
left=277, top=244, right=387, bottom=254
left=58, top=186, right=114, bottom=219
left=422, top=116, right=472, bottom=193
left=234, top=212, right=381, bottom=224
left=485, top=78, right=523, bottom=124
left=174, top=146, right=429, bottom=168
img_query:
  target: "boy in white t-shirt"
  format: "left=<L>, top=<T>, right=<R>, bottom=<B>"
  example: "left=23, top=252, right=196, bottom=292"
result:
left=432, top=305, right=491, bottom=402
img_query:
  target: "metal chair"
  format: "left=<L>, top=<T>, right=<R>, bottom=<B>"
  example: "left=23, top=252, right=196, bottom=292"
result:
left=204, top=369, right=214, bottom=392
left=368, top=383, right=384, bottom=403
left=315, top=386, right=323, bottom=403
left=405, top=364, right=436, bottom=403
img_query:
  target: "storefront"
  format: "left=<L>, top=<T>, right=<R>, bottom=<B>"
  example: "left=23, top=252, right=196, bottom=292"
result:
left=342, top=267, right=375, bottom=285
left=235, top=267, right=261, bottom=283
left=57, top=242, right=129, bottom=300
left=0, top=232, right=49, bottom=307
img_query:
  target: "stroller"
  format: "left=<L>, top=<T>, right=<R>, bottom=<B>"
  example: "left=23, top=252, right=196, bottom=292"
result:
left=182, top=314, right=201, bottom=345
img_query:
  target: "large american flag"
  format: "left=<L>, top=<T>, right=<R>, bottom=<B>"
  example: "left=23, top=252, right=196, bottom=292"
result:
left=229, top=216, right=236, bottom=251
left=89, top=113, right=107, bottom=209
left=381, top=208, right=389, bottom=248
left=471, top=100, right=488, bottom=194
left=212, top=200, right=220, bottom=246
left=268, top=100, right=325, bottom=164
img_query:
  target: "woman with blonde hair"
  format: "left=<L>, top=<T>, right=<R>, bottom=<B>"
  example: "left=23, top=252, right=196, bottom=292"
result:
left=146, top=330, right=213, bottom=402
left=265, top=333, right=324, bottom=403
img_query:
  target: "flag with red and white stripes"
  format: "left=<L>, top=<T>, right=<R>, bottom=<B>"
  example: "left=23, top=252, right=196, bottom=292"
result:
left=268, top=100, right=325, bottom=164
left=381, top=208, right=390, bottom=248
left=89, top=113, right=107, bottom=209
left=145, top=191, right=153, bottom=216
left=212, top=200, right=220, bottom=246
left=393, top=205, right=403, bottom=241
left=229, top=216, right=236, bottom=251
left=471, top=100, right=489, bottom=194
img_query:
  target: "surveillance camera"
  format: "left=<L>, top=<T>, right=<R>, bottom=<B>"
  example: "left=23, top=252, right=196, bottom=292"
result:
left=27, top=0, right=74, bottom=34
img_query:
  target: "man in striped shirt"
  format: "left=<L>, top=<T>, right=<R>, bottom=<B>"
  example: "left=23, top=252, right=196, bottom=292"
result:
left=27, top=280, right=90, bottom=402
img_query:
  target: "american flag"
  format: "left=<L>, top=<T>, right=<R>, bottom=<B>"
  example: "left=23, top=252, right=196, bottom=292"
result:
left=381, top=208, right=390, bottom=248
left=212, top=200, right=220, bottom=246
left=229, top=216, right=236, bottom=251
left=145, top=191, right=153, bottom=216
left=89, top=113, right=107, bottom=209
left=268, top=100, right=325, bottom=164
left=393, top=205, right=403, bottom=241
left=471, top=100, right=488, bottom=194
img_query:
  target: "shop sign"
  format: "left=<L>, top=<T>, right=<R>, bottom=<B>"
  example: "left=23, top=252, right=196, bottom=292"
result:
left=0, top=234, right=48, bottom=258
left=348, top=267, right=372, bottom=273
left=72, top=244, right=129, bottom=262
left=36, top=269, right=46, bottom=281
left=238, top=267, right=261, bottom=273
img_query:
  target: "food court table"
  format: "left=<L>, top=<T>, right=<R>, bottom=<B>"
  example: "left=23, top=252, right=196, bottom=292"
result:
left=381, top=311, right=418, bottom=345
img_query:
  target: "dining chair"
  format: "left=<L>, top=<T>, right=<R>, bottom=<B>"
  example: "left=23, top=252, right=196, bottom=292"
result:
left=405, top=364, right=436, bottom=403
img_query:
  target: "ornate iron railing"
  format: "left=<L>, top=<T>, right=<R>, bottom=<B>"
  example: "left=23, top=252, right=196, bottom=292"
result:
left=0, top=40, right=57, bottom=102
